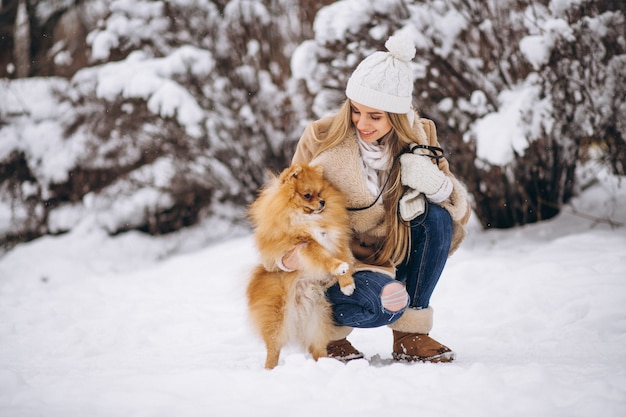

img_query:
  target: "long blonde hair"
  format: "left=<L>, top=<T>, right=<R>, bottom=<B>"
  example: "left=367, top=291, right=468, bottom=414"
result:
left=311, top=100, right=424, bottom=266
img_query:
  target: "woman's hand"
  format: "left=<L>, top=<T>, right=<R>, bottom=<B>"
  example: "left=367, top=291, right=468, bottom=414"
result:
left=400, top=153, right=452, bottom=203
left=277, top=244, right=304, bottom=272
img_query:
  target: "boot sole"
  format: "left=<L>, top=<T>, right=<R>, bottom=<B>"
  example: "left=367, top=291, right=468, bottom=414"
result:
left=328, top=352, right=365, bottom=363
left=392, top=351, right=456, bottom=363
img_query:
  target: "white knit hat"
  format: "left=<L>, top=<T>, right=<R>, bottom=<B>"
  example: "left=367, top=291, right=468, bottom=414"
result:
left=346, top=34, right=416, bottom=114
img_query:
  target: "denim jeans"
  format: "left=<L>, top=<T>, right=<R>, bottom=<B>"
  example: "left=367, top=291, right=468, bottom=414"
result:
left=326, top=203, right=453, bottom=328
left=326, top=270, right=406, bottom=328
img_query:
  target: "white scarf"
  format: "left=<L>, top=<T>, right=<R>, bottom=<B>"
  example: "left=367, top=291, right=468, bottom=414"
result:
left=356, top=130, right=393, bottom=198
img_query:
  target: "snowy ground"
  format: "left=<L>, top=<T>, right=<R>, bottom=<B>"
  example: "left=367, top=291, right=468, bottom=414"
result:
left=1, top=174, right=625, bottom=417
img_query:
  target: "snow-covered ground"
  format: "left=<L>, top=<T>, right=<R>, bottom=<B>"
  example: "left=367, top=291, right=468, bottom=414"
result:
left=1, top=172, right=625, bottom=417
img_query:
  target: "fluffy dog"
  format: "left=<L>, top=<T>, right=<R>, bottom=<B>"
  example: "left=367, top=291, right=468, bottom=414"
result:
left=246, top=163, right=355, bottom=369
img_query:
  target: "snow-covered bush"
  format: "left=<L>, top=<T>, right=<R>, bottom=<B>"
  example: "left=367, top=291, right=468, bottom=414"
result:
left=292, top=0, right=625, bottom=228
left=1, top=0, right=623, bottom=252
left=0, top=0, right=324, bottom=251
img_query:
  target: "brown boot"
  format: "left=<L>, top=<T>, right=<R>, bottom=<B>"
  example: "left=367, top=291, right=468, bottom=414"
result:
left=392, top=330, right=455, bottom=363
left=326, top=338, right=365, bottom=362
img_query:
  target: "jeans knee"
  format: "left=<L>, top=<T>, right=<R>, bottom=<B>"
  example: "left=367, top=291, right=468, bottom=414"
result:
left=381, top=282, right=409, bottom=312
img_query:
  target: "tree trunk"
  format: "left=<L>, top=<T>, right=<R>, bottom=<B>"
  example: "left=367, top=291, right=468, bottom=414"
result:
left=13, top=0, right=30, bottom=77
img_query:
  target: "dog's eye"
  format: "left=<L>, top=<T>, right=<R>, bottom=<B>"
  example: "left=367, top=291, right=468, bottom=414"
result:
left=303, top=193, right=312, bottom=200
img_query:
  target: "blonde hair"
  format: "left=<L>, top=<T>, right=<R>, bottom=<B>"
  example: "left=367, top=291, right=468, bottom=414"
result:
left=311, top=100, right=423, bottom=266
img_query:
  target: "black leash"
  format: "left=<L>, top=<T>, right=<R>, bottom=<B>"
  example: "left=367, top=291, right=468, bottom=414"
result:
left=347, top=160, right=396, bottom=212
left=409, top=144, right=445, bottom=167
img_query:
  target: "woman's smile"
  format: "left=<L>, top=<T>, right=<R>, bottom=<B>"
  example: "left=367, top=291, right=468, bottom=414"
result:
left=359, top=129, right=377, bottom=138
left=350, top=101, right=393, bottom=143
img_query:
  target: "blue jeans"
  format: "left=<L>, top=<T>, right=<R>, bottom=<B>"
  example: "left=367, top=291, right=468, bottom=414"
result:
left=326, top=203, right=453, bottom=328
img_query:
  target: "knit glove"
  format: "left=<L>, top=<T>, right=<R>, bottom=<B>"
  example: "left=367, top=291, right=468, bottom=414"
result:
left=400, top=153, right=453, bottom=203
left=399, top=188, right=426, bottom=221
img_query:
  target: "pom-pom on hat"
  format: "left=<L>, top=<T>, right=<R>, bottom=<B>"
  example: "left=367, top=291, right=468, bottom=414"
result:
left=346, top=34, right=416, bottom=114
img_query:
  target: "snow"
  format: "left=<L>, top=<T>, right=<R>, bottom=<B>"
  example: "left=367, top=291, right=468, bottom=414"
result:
left=0, top=77, right=87, bottom=184
left=1, top=172, right=625, bottom=417
left=519, top=35, right=551, bottom=69
left=90, top=46, right=213, bottom=137
left=223, top=0, right=271, bottom=26
left=87, top=0, right=167, bottom=61
left=520, top=17, right=574, bottom=70
left=550, top=0, right=585, bottom=17
left=431, top=8, right=467, bottom=58
left=470, top=75, right=552, bottom=166
left=313, top=0, right=375, bottom=43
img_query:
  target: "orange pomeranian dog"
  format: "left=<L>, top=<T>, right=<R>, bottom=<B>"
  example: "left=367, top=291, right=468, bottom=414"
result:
left=246, top=163, right=355, bottom=369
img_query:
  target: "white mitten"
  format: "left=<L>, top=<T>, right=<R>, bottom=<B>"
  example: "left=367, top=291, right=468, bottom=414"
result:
left=399, top=188, right=426, bottom=221
left=400, top=153, right=453, bottom=203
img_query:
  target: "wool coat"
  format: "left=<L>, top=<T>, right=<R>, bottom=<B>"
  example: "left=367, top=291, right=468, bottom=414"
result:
left=292, top=113, right=471, bottom=278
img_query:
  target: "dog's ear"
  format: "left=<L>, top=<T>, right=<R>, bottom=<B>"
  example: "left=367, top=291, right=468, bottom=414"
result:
left=280, top=163, right=302, bottom=183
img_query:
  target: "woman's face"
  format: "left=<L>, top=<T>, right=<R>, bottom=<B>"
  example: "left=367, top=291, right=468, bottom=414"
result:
left=350, top=101, right=393, bottom=143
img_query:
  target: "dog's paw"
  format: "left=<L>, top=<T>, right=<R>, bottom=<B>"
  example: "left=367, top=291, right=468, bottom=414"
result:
left=340, top=283, right=356, bottom=296
left=334, top=262, right=350, bottom=276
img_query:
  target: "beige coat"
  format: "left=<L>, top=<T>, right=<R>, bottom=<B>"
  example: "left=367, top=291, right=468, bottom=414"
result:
left=292, top=114, right=471, bottom=277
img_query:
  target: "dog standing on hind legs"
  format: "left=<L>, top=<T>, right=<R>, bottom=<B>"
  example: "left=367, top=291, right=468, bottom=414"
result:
left=246, top=163, right=356, bottom=369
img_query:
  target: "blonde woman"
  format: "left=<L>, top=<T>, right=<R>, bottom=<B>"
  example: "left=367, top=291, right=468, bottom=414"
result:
left=279, top=35, right=471, bottom=362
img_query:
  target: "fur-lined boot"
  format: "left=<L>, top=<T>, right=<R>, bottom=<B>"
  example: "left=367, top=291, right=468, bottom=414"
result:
left=326, top=326, right=364, bottom=362
left=389, top=307, right=455, bottom=363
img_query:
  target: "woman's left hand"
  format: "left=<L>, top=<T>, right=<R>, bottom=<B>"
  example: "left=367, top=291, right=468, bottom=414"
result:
left=400, top=153, right=447, bottom=195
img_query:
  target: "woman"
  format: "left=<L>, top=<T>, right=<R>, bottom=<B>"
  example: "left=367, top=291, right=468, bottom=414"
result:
left=280, top=34, right=471, bottom=362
